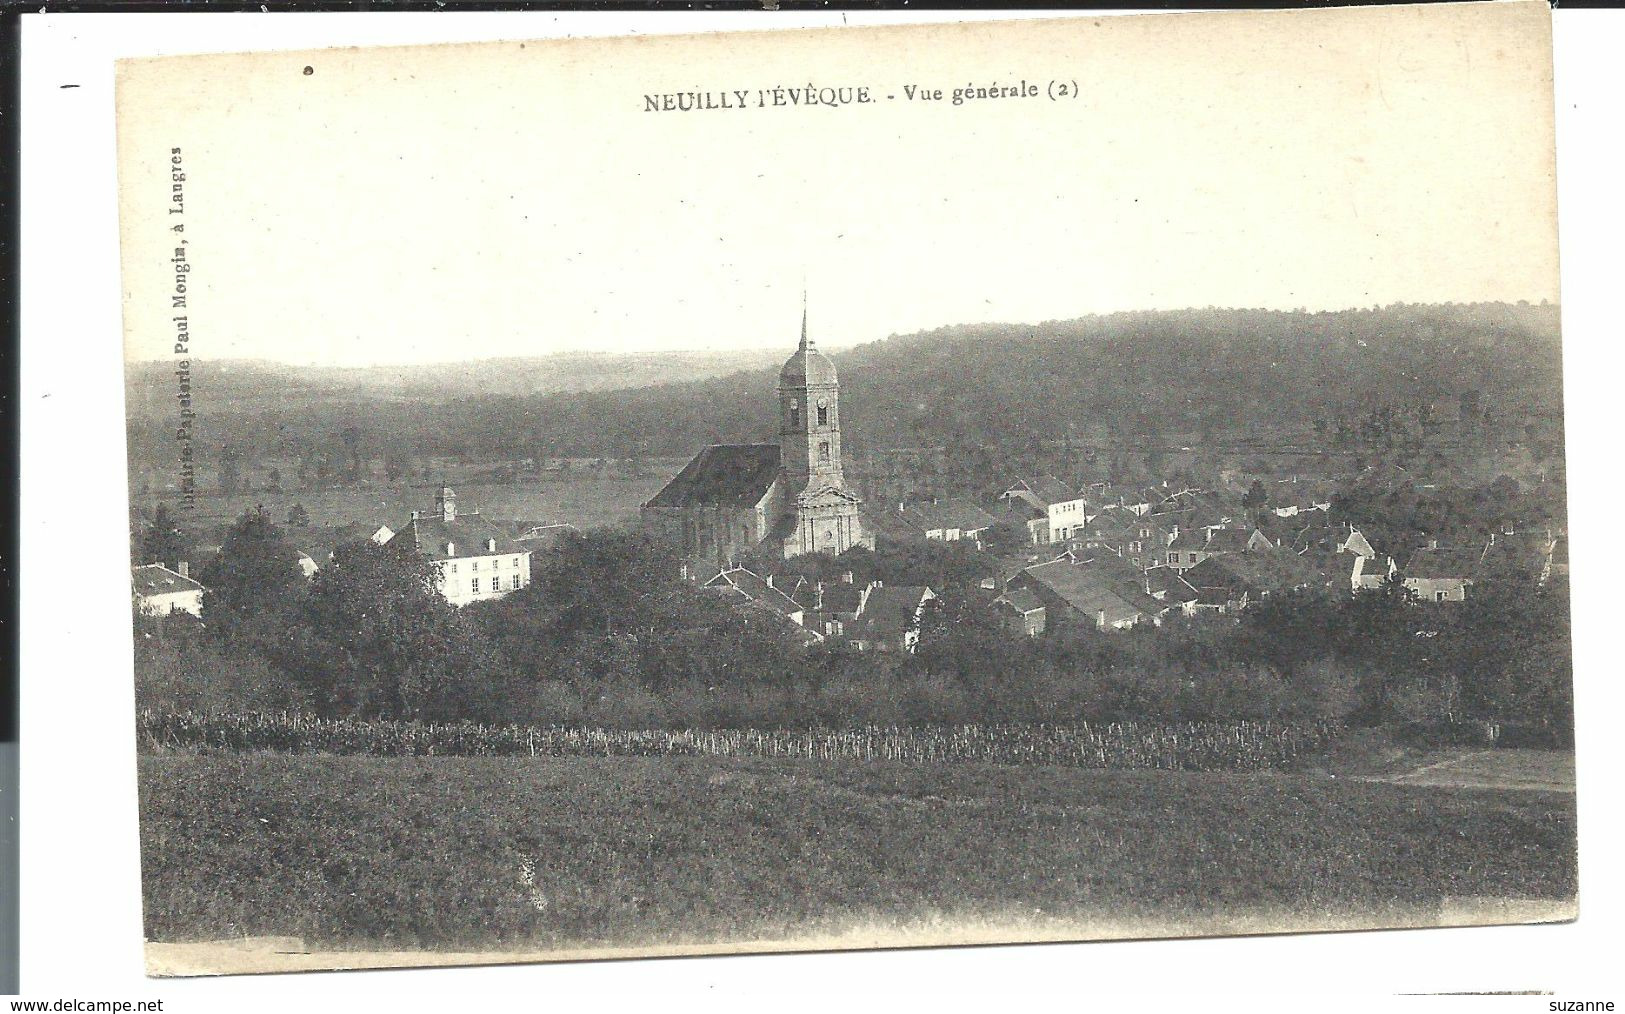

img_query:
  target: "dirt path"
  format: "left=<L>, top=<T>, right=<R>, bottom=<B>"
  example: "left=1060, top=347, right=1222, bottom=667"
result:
left=1362, top=749, right=1575, bottom=793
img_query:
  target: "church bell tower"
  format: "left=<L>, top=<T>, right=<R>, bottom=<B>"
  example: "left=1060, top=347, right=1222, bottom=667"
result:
left=778, top=299, right=844, bottom=496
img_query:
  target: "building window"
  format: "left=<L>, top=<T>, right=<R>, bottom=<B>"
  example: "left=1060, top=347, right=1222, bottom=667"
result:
left=817, top=404, right=828, bottom=427
left=472, top=559, right=480, bottom=571
left=790, top=400, right=800, bottom=428
left=472, top=578, right=481, bottom=593
left=512, top=557, right=520, bottom=568
left=1436, top=591, right=1446, bottom=602
left=513, top=574, right=522, bottom=590
left=819, top=441, right=830, bottom=462
left=449, top=562, right=458, bottom=573
left=1168, top=552, right=1178, bottom=565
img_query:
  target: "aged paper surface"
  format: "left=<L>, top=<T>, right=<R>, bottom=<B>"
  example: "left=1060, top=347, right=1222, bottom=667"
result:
left=116, top=2, right=1571, bottom=976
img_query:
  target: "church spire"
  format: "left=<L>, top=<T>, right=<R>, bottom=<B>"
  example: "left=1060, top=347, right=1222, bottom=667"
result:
left=799, top=286, right=812, bottom=351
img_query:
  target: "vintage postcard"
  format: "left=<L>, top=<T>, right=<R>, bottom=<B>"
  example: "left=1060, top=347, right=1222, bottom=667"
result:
left=115, top=2, right=1574, bottom=976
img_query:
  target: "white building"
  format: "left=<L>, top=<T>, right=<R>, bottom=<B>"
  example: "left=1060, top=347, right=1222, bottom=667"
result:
left=386, top=486, right=532, bottom=606
left=999, top=476, right=1092, bottom=544
left=132, top=563, right=204, bottom=617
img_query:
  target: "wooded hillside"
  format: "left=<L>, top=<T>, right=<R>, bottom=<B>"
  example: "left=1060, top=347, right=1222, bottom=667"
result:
left=126, top=302, right=1563, bottom=470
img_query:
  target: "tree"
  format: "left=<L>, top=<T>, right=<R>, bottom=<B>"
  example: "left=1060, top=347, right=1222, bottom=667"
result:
left=979, top=517, right=1032, bottom=557
left=1242, top=479, right=1270, bottom=510
left=529, top=530, right=692, bottom=642
left=266, top=467, right=282, bottom=492
left=218, top=444, right=242, bottom=496
left=286, top=502, right=310, bottom=528
left=137, top=502, right=190, bottom=569
left=1487, top=474, right=1521, bottom=501
left=200, top=506, right=306, bottom=642
left=280, top=539, right=509, bottom=720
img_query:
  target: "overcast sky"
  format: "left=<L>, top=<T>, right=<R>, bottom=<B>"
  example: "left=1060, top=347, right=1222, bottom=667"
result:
left=115, top=3, right=1559, bottom=367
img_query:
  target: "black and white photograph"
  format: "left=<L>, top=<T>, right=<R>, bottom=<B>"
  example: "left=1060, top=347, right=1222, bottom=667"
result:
left=106, top=1, right=1576, bottom=977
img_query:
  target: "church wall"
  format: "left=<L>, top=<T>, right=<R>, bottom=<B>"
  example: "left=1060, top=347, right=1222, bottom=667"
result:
left=643, top=493, right=779, bottom=579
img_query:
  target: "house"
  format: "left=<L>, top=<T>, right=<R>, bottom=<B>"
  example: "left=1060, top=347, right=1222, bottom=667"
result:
left=1120, top=518, right=1176, bottom=570
left=1058, top=517, right=1174, bottom=571
left=1151, top=488, right=1240, bottom=530
left=796, top=575, right=873, bottom=639
left=515, top=522, right=578, bottom=548
left=1293, top=521, right=1375, bottom=559
left=132, top=563, right=204, bottom=617
left=844, top=584, right=935, bottom=652
left=1549, top=537, right=1568, bottom=584
left=1143, top=566, right=1201, bottom=614
left=321, top=521, right=394, bottom=548
left=993, top=586, right=1047, bottom=637
left=908, top=498, right=1000, bottom=544
left=999, top=475, right=1091, bottom=544
left=514, top=522, right=579, bottom=580
left=1062, top=520, right=1131, bottom=555
left=294, top=521, right=395, bottom=579
left=702, top=567, right=810, bottom=630
left=1207, top=526, right=1274, bottom=554
left=385, top=486, right=532, bottom=606
left=642, top=314, right=872, bottom=575
left=1007, top=557, right=1166, bottom=630
left=1161, top=526, right=1272, bottom=573
left=1182, top=548, right=1332, bottom=612
left=1002, top=499, right=1052, bottom=547
left=1351, top=553, right=1397, bottom=591
left=1479, top=529, right=1559, bottom=586
left=1401, top=544, right=1482, bottom=602
left=877, top=498, right=1000, bottom=545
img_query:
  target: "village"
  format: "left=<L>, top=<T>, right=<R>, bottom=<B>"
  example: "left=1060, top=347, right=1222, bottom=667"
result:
left=132, top=324, right=1567, bottom=671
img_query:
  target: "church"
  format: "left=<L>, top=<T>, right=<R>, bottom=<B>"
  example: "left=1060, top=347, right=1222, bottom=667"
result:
left=642, top=307, right=872, bottom=576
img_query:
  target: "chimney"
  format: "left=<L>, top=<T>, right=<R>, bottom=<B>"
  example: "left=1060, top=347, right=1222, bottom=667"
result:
left=435, top=485, right=457, bottom=521
left=1428, top=538, right=1438, bottom=550
left=486, top=538, right=497, bottom=553
left=177, top=561, right=189, bottom=578
left=841, top=570, right=854, bottom=584
left=765, top=573, right=774, bottom=588
left=1096, top=609, right=1107, bottom=630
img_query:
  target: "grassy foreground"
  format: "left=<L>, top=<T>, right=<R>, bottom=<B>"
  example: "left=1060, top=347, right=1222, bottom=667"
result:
left=138, top=753, right=1577, bottom=952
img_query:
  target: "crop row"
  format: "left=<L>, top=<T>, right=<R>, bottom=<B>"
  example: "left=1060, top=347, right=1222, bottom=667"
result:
left=137, top=710, right=1342, bottom=772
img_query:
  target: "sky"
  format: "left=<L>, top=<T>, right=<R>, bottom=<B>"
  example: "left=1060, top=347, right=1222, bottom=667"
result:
left=115, top=3, right=1560, bottom=366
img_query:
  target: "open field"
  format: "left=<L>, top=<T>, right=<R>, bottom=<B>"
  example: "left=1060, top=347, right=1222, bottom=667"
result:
left=130, top=471, right=679, bottom=538
left=139, top=753, right=1577, bottom=965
